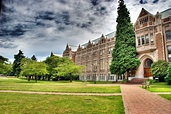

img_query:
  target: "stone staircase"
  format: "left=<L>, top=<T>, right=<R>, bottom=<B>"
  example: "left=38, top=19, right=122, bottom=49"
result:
left=127, top=78, right=147, bottom=84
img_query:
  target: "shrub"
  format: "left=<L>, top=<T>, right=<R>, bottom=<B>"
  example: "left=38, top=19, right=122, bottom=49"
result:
left=151, top=60, right=168, bottom=82
left=166, top=64, right=171, bottom=85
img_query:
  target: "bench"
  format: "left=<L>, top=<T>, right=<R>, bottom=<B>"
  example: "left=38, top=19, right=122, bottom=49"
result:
left=142, top=81, right=150, bottom=88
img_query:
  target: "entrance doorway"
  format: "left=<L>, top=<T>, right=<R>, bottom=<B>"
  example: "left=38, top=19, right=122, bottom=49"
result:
left=144, top=58, right=153, bottom=77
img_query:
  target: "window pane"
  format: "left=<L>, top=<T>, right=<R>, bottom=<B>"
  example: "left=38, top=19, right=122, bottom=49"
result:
left=145, top=34, right=149, bottom=44
left=167, top=46, right=171, bottom=62
left=137, top=37, right=141, bottom=46
left=141, top=36, right=145, bottom=45
left=150, top=33, right=154, bottom=44
left=166, top=30, right=171, bottom=41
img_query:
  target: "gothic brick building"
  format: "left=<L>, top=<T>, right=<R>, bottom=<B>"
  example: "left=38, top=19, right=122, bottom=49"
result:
left=134, top=8, right=171, bottom=78
left=63, top=8, right=171, bottom=81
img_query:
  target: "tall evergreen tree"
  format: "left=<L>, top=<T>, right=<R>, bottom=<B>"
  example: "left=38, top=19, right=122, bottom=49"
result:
left=13, top=50, right=25, bottom=76
left=31, top=55, right=37, bottom=61
left=110, top=0, right=140, bottom=78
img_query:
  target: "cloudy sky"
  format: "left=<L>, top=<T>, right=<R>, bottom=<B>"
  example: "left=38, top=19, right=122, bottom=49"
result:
left=0, top=0, right=171, bottom=62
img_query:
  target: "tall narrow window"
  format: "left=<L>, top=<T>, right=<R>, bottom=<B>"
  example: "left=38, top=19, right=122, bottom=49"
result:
left=145, top=34, right=149, bottom=44
left=168, top=46, right=171, bottom=62
left=150, top=33, right=154, bottom=44
left=166, top=30, right=171, bottom=41
left=141, top=36, right=145, bottom=45
left=137, top=37, right=141, bottom=46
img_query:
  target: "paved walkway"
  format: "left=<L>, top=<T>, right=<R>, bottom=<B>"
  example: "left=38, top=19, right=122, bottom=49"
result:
left=121, top=84, right=171, bottom=114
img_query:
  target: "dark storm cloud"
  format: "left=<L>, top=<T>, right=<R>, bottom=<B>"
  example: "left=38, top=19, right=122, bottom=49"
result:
left=35, top=11, right=55, bottom=21
left=139, top=0, right=147, bottom=4
left=55, top=11, right=71, bottom=25
left=139, top=0, right=160, bottom=4
left=0, top=38, right=17, bottom=49
left=153, top=0, right=159, bottom=3
left=1, top=0, right=171, bottom=61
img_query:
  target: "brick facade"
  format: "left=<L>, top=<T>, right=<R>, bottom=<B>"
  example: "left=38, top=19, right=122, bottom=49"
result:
left=63, top=8, right=171, bottom=80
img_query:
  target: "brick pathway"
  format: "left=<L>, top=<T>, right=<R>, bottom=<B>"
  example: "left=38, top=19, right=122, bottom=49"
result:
left=121, top=84, right=171, bottom=114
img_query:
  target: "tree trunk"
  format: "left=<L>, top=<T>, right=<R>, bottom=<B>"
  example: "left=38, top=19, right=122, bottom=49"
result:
left=42, top=76, right=45, bottom=80
left=70, top=73, right=72, bottom=82
left=48, top=76, right=51, bottom=81
left=28, top=76, right=31, bottom=81
left=35, top=76, right=37, bottom=82
left=38, top=76, right=41, bottom=80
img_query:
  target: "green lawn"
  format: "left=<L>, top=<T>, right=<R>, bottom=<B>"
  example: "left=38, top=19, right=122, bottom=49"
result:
left=147, top=82, right=171, bottom=92
left=159, top=94, right=171, bottom=101
left=0, top=77, right=120, bottom=93
left=0, top=92, right=124, bottom=114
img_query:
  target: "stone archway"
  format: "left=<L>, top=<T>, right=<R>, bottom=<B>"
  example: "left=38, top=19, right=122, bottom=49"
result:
left=144, top=58, right=153, bottom=77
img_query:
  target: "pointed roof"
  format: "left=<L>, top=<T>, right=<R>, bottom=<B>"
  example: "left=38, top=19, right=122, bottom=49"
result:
left=66, top=44, right=69, bottom=49
left=134, top=8, right=154, bottom=26
left=138, top=8, right=153, bottom=18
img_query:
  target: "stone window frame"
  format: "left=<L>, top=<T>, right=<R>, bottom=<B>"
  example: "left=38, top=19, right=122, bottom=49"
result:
left=166, top=30, right=171, bottom=41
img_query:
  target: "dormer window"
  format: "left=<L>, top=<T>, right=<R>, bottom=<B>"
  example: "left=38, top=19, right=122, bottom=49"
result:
left=139, top=16, right=148, bottom=24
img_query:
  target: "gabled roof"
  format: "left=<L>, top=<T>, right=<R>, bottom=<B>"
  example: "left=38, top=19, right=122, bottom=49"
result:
left=138, top=8, right=154, bottom=18
left=134, top=8, right=154, bottom=25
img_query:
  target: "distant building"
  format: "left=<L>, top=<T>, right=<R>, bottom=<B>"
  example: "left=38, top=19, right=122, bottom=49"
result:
left=63, top=8, right=171, bottom=81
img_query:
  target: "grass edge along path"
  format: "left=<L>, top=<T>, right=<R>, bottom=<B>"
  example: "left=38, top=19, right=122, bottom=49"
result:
left=159, top=94, right=171, bottom=101
left=146, top=82, right=171, bottom=92
left=0, top=92, right=124, bottom=114
left=0, top=90, right=122, bottom=96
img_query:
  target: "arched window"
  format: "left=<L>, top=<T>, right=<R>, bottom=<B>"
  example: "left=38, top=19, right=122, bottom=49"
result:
left=144, top=59, right=153, bottom=68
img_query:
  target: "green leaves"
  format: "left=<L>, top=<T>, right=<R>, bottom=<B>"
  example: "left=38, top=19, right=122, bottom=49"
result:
left=20, top=58, right=48, bottom=77
left=151, top=60, right=168, bottom=78
left=165, top=64, right=171, bottom=85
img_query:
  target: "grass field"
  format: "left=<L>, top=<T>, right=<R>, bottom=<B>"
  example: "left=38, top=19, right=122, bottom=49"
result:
left=0, top=92, right=124, bottom=114
left=0, top=78, right=120, bottom=93
left=147, top=82, right=171, bottom=92
left=159, top=94, right=171, bottom=101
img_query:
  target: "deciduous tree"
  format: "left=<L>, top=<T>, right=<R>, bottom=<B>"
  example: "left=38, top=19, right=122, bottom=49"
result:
left=20, top=58, right=48, bottom=82
left=55, top=60, right=83, bottom=82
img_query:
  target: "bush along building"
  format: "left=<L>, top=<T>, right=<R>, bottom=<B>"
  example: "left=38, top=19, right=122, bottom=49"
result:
left=63, top=8, right=171, bottom=81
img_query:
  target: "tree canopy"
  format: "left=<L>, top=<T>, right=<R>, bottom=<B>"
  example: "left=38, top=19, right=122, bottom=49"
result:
left=20, top=58, right=48, bottom=82
left=110, top=0, right=140, bottom=77
left=0, top=55, right=8, bottom=64
left=55, top=59, right=83, bottom=82
left=0, top=55, right=12, bottom=75
left=166, top=64, right=171, bottom=85
left=13, top=50, right=25, bottom=76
